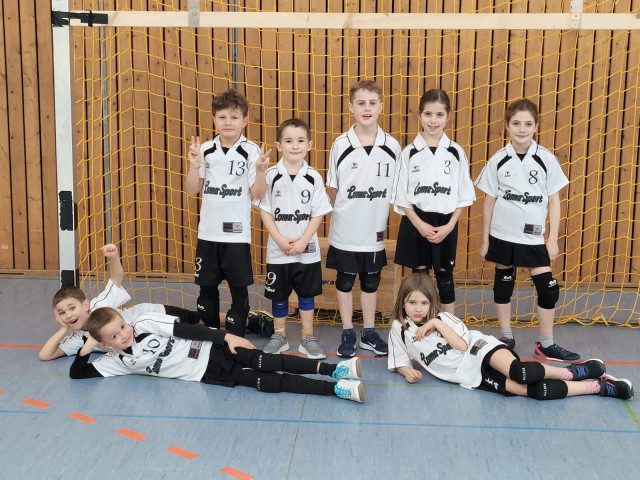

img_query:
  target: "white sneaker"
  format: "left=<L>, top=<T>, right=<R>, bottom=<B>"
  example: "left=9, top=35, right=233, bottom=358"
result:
left=262, top=333, right=289, bottom=354
left=298, top=335, right=326, bottom=359
left=334, top=379, right=364, bottom=403
left=332, top=357, right=361, bottom=380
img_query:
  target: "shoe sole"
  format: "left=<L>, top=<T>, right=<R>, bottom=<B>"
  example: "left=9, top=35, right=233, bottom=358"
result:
left=356, top=382, right=365, bottom=403
left=264, top=342, right=290, bottom=355
left=601, top=375, right=634, bottom=400
left=298, top=344, right=326, bottom=360
left=533, top=351, right=581, bottom=364
left=359, top=341, right=387, bottom=356
left=336, top=350, right=356, bottom=358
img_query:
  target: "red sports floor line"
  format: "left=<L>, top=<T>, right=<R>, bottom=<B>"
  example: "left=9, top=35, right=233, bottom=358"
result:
left=22, top=398, right=51, bottom=408
left=68, top=412, right=98, bottom=423
left=0, top=344, right=42, bottom=349
left=221, top=466, right=254, bottom=480
left=167, top=446, right=199, bottom=459
left=116, top=428, right=147, bottom=440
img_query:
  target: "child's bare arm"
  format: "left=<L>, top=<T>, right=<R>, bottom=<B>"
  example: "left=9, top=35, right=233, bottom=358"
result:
left=479, top=194, right=496, bottom=261
left=38, top=309, right=69, bottom=360
left=260, top=209, right=295, bottom=255
left=414, top=318, right=468, bottom=351
left=250, top=144, right=271, bottom=200
left=102, top=244, right=124, bottom=287
left=546, top=192, right=561, bottom=261
left=185, top=135, right=205, bottom=196
left=288, top=216, right=322, bottom=256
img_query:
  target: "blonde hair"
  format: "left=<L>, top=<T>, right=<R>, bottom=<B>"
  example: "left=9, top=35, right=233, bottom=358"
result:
left=389, top=273, right=441, bottom=330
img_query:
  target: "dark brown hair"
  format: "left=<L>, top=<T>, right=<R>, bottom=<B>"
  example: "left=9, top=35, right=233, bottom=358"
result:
left=418, top=89, right=451, bottom=114
left=52, top=286, right=86, bottom=308
left=212, top=89, right=249, bottom=117
left=505, top=98, right=539, bottom=124
left=276, top=118, right=311, bottom=142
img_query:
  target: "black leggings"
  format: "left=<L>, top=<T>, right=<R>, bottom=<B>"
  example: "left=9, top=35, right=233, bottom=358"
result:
left=231, top=348, right=336, bottom=396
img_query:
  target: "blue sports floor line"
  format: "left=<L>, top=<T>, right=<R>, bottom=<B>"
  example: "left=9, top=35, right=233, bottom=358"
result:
left=1, top=277, right=639, bottom=479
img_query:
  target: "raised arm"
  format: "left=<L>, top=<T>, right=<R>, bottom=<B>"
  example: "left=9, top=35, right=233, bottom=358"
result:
left=185, top=135, right=205, bottom=196
left=102, top=244, right=124, bottom=287
left=249, top=144, right=271, bottom=200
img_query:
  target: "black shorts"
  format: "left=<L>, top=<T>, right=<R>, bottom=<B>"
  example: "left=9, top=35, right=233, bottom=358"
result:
left=325, top=246, right=387, bottom=274
left=477, top=345, right=516, bottom=397
left=264, top=262, right=323, bottom=300
left=485, top=236, right=550, bottom=268
left=195, top=239, right=254, bottom=287
left=394, top=209, right=458, bottom=271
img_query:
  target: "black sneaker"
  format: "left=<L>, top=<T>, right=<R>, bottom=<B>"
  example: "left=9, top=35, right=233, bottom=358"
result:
left=498, top=336, right=515, bottom=350
left=598, top=375, right=634, bottom=400
left=565, top=359, right=606, bottom=381
left=337, top=329, right=357, bottom=358
left=534, top=342, right=581, bottom=363
left=360, top=329, right=388, bottom=356
left=246, top=310, right=274, bottom=337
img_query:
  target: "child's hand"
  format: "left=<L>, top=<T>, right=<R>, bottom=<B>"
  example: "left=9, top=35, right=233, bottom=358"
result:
left=188, top=136, right=202, bottom=169
left=416, top=220, right=436, bottom=240
left=224, top=333, right=257, bottom=354
left=256, top=144, right=271, bottom=171
left=287, top=238, right=308, bottom=256
left=478, top=241, right=488, bottom=262
left=52, top=307, right=68, bottom=329
left=428, top=223, right=454, bottom=244
left=414, top=319, right=437, bottom=341
left=402, top=368, right=423, bottom=384
left=274, top=236, right=296, bottom=256
left=101, top=244, right=119, bottom=258
left=546, top=239, right=559, bottom=262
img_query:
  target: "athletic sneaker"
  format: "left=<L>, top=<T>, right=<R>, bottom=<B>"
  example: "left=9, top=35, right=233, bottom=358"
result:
left=565, top=359, right=606, bottom=381
left=337, top=329, right=357, bottom=358
left=360, top=329, right=388, bottom=356
left=598, top=375, right=634, bottom=400
left=298, top=336, right=326, bottom=360
left=262, top=333, right=290, bottom=354
left=533, top=342, right=581, bottom=363
left=334, top=379, right=364, bottom=403
left=332, top=357, right=361, bottom=380
left=246, top=310, right=274, bottom=337
left=498, top=336, right=515, bottom=350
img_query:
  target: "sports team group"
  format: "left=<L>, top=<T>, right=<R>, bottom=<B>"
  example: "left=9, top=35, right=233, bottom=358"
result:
left=40, top=81, right=633, bottom=403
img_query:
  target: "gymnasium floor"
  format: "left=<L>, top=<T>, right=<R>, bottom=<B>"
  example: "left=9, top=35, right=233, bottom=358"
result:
left=1, top=277, right=638, bottom=479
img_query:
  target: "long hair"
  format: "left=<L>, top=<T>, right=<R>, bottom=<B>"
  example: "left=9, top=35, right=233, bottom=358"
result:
left=389, top=273, right=441, bottom=330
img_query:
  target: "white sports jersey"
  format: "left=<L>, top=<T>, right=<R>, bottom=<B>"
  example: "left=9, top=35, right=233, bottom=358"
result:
left=58, top=281, right=164, bottom=356
left=197, top=134, right=260, bottom=243
left=391, top=132, right=475, bottom=215
left=326, top=125, right=401, bottom=251
left=254, top=159, right=332, bottom=264
left=474, top=140, right=569, bottom=245
left=388, top=312, right=503, bottom=390
left=88, top=313, right=213, bottom=381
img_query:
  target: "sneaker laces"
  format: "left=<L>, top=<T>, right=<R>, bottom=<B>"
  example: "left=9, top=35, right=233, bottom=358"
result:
left=334, top=383, right=352, bottom=398
left=332, top=365, right=349, bottom=379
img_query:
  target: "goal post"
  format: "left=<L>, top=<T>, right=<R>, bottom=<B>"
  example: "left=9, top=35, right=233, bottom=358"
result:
left=52, top=2, right=640, bottom=326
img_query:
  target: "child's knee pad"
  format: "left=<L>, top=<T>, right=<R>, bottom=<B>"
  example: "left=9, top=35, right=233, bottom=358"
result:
left=226, top=287, right=250, bottom=336
left=197, top=286, right=220, bottom=327
left=509, top=359, right=545, bottom=384
left=359, top=271, right=381, bottom=293
left=435, top=271, right=455, bottom=304
left=298, top=296, right=315, bottom=311
left=527, top=379, right=568, bottom=400
left=493, top=267, right=515, bottom=304
left=335, top=271, right=356, bottom=293
left=271, top=299, right=288, bottom=318
left=532, top=272, right=559, bottom=309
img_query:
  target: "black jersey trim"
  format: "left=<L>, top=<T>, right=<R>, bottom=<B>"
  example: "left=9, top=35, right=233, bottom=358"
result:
left=336, top=146, right=356, bottom=169
left=408, top=147, right=420, bottom=159
left=446, top=145, right=460, bottom=161
left=236, top=144, right=249, bottom=160
left=272, top=172, right=283, bottom=189
left=304, top=173, right=315, bottom=185
left=134, top=332, right=151, bottom=343
left=203, top=144, right=217, bottom=158
left=496, top=155, right=511, bottom=171
left=379, top=144, right=397, bottom=160
left=531, top=154, right=547, bottom=174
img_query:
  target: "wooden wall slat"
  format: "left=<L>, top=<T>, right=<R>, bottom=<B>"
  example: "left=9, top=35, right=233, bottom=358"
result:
left=0, top=0, right=13, bottom=268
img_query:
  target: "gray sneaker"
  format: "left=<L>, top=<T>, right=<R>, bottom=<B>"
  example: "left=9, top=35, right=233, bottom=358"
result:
left=262, top=333, right=290, bottom=354
left=298, top=336, right=326, bottom=359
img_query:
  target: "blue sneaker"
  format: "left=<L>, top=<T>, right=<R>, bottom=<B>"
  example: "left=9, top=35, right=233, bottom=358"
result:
left=334, top=379, right=364, bottom=403
left=598, top=375, right=634, bottom=400
left=332, top=357, right=361, bottom=380
left=565, top=359, right=605, bottom=381
left=337, top=329, right=357, bottom=358
left=360, top=329, right=388, bottom=356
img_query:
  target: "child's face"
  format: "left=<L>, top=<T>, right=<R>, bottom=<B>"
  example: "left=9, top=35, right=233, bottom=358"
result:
left=98, top=315, right=134, bottom=350
left=275, top=126, right=312, bottom=163
left=506, top=110, right=537, bottom=153
left=404, top=290, right=431, bottom=324
left=55, top=298, right=91, bottom=330
left=349, top=89, right=383, bottom=128
left=419, top=101, right=450, bottom=141
left=212, top=107, right=249, bottom=147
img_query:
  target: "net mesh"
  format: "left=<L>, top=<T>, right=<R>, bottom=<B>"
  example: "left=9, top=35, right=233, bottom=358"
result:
left=71, top=0, right=640, bottom=327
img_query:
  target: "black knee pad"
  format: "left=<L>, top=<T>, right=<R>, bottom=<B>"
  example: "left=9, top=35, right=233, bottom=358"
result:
left=532, top=272, right=559, bottom=309
left=509, top=360, right=545, bottom=384
left=226, top=286, right=250, bottom=337
left=335, top=271, right=357, bottom=293
left=527, top=379, right=568, bottom=400
left=252, top=351, right=283, bottom=372
left=255, top=372, right=283, bottom=393
left=359, top=271, right=381, bottom=293
left=435, top=271, right=455, bottom=304
left=197, top=286, right=220, bottom=327
left=493, top=267, right=515, bottom=304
